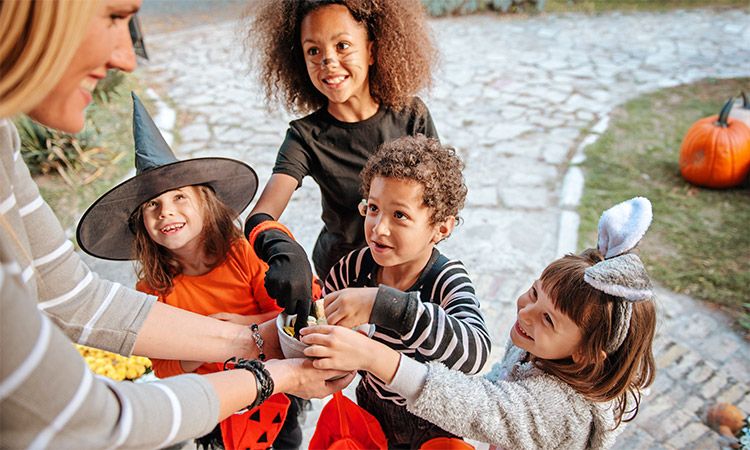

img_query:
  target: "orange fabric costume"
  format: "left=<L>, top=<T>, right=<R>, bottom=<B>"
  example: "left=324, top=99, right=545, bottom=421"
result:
left=137, top=239, right=282, bottom=378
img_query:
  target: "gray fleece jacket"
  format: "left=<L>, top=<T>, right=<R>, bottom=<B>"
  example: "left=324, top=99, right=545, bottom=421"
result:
left=387, top=340, right=621, bottom=449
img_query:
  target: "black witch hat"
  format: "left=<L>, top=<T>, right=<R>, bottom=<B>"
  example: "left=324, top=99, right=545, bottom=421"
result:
left=76, top=92, right=257, bottom=260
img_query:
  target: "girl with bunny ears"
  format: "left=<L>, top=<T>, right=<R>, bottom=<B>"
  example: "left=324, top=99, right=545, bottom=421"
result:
left=302, top=197, right=657, bottom=449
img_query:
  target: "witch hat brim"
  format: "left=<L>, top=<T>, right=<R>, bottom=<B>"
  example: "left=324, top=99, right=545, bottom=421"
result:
left=76, top=93, right=257, bottom=261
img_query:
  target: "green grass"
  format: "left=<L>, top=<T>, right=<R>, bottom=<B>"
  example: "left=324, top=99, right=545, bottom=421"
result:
left=545, top=0, right=749, bottom=13
left=577, top=77, right=750, bottom=334
left=31, top=74, right=152, bottom=232
left=419, top=0, right=747, bottom=17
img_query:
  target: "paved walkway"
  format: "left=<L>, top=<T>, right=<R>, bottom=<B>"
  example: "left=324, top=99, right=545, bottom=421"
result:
left=85, top=6, right=750, bottom=449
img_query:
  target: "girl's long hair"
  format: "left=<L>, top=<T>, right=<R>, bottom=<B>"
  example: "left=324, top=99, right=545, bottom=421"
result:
left=534, top=249, right=657, bottom=427
left=0, top=0, right=100, bottom=118
left=132, top=185, right=242, bottom=294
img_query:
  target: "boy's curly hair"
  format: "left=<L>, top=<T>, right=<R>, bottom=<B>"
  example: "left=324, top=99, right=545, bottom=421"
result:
left=241, top=0, right=439, bottom=114
left=360, top=135, right=467, bottom=227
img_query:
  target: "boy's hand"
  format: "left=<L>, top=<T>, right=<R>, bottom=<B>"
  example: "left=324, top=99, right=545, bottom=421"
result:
left=300, top=325, right=373, bottom=372
left=323, top=287, right=377, bottom=329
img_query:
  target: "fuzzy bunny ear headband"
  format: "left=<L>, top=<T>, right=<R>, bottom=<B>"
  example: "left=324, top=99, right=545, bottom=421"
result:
left=584, top=197, right=654, bottom=354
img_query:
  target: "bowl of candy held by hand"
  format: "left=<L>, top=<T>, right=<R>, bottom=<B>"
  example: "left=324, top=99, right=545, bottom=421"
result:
left=276, top=299, right=328, bottom=359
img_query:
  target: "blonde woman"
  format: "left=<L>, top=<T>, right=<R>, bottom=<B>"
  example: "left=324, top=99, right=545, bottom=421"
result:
left=0, top=1, right=352, bottom=448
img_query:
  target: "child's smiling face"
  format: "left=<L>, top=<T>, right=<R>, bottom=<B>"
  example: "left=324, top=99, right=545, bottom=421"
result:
left=511, top=280, right=585, bottom=362
left=141, top=186, right=205, bottom=259
left=300, top=4, right=374, bottom=116
left=363, top=176, right=450, bottom=275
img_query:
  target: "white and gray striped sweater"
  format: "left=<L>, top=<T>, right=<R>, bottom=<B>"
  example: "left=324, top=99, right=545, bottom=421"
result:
left=324, top=246, right=491, bottom=405
left=0, top=118, right=219, bottom=449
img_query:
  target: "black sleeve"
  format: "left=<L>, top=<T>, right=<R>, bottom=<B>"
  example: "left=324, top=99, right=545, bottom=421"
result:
left=272, top=125, right=311, bottom=187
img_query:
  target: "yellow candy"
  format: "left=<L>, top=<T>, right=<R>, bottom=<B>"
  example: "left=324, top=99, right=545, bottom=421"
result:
left=74, top=343, right=152, bottom=381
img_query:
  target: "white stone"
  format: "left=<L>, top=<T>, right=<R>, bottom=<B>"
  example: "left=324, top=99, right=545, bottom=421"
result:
left=216, top=127, right=252, bottom=144
left=591, top=117, right=610, bottom=135
left=466, top=186, right=498, bottom=207
left=485, top=123, right=535, bottom=142
left=498, top=186, right=548, bottom=209
left=179, top=123, right=212, bottom=142
left=556, top=210, right=580, bottom=257
left=560, top=166, right=584, bottom=208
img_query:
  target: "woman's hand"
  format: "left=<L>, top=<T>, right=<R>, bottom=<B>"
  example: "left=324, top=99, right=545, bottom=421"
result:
left=206, top=357, right=353, bottom=421
left=264, top=358, right=354, bottom=399
left=323, top=288, right=377, bottom=329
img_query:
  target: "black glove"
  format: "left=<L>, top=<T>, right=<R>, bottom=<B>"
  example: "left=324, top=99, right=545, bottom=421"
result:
left=246, top=213, right=313, bottom=336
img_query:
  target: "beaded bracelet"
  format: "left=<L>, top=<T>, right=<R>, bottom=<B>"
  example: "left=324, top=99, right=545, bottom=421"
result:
left=223, top=357, right=274, bottom=410
left=250, top=323, right=265, bottom=361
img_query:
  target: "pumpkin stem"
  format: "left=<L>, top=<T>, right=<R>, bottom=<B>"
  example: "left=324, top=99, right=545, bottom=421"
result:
left=715, top=97, right=734, bottom=127
left=741, top=90, right=749, bottom=109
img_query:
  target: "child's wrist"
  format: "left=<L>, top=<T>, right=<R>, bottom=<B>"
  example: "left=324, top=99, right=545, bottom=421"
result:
left=366, top=339, right=400, bottom=383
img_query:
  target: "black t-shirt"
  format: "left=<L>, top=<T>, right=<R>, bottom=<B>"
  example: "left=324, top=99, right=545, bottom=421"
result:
left=273, top=97, right=439, bottom=277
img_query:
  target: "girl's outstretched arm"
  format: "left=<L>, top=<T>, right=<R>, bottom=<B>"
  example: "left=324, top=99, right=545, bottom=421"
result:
left=245, top=173, right=314, bottom=335
left=247, top=173, right=298, bottom=220
left=390, top=358, right=613, bottom=450
left=300, top=324, right=400, bottom=383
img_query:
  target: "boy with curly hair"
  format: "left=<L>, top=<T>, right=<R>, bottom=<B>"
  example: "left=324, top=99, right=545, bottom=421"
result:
left=317, top=135, right=491, bottom=448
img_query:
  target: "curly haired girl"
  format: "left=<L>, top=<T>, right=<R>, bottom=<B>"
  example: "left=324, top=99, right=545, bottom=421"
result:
left=314, top=135, right=491, bottom=448
left=242, top=0, right=438, bottom=115
left=239, top=1, right=442, bottom=337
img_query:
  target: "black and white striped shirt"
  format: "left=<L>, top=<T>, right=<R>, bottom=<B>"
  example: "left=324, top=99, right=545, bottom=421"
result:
left=324, top=247, right=491, bottom=405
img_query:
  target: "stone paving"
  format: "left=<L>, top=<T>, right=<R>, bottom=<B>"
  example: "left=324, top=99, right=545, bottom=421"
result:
left=84, top=6, right=750, bottom=449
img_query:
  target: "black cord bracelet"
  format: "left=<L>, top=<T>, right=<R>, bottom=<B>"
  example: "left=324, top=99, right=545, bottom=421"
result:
left=223, top=357, right=274, bottom=410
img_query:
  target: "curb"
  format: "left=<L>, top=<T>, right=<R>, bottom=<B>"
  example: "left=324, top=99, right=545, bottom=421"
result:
left=555, top=116, right=610, bottom=257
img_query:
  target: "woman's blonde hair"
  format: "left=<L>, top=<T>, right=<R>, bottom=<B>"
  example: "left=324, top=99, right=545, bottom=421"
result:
left=0, top=0, right=101, bottom=119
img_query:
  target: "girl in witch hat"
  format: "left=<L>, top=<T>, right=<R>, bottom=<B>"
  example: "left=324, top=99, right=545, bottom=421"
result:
left=77, top=93, right=314, bottom=450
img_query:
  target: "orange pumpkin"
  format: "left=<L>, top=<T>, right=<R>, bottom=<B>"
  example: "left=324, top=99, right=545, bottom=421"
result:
left=420, top=437, right=475, bottom=449
left=679, top=97, right=750, bottom=188
left=705, top=403, right=745, bottom=438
